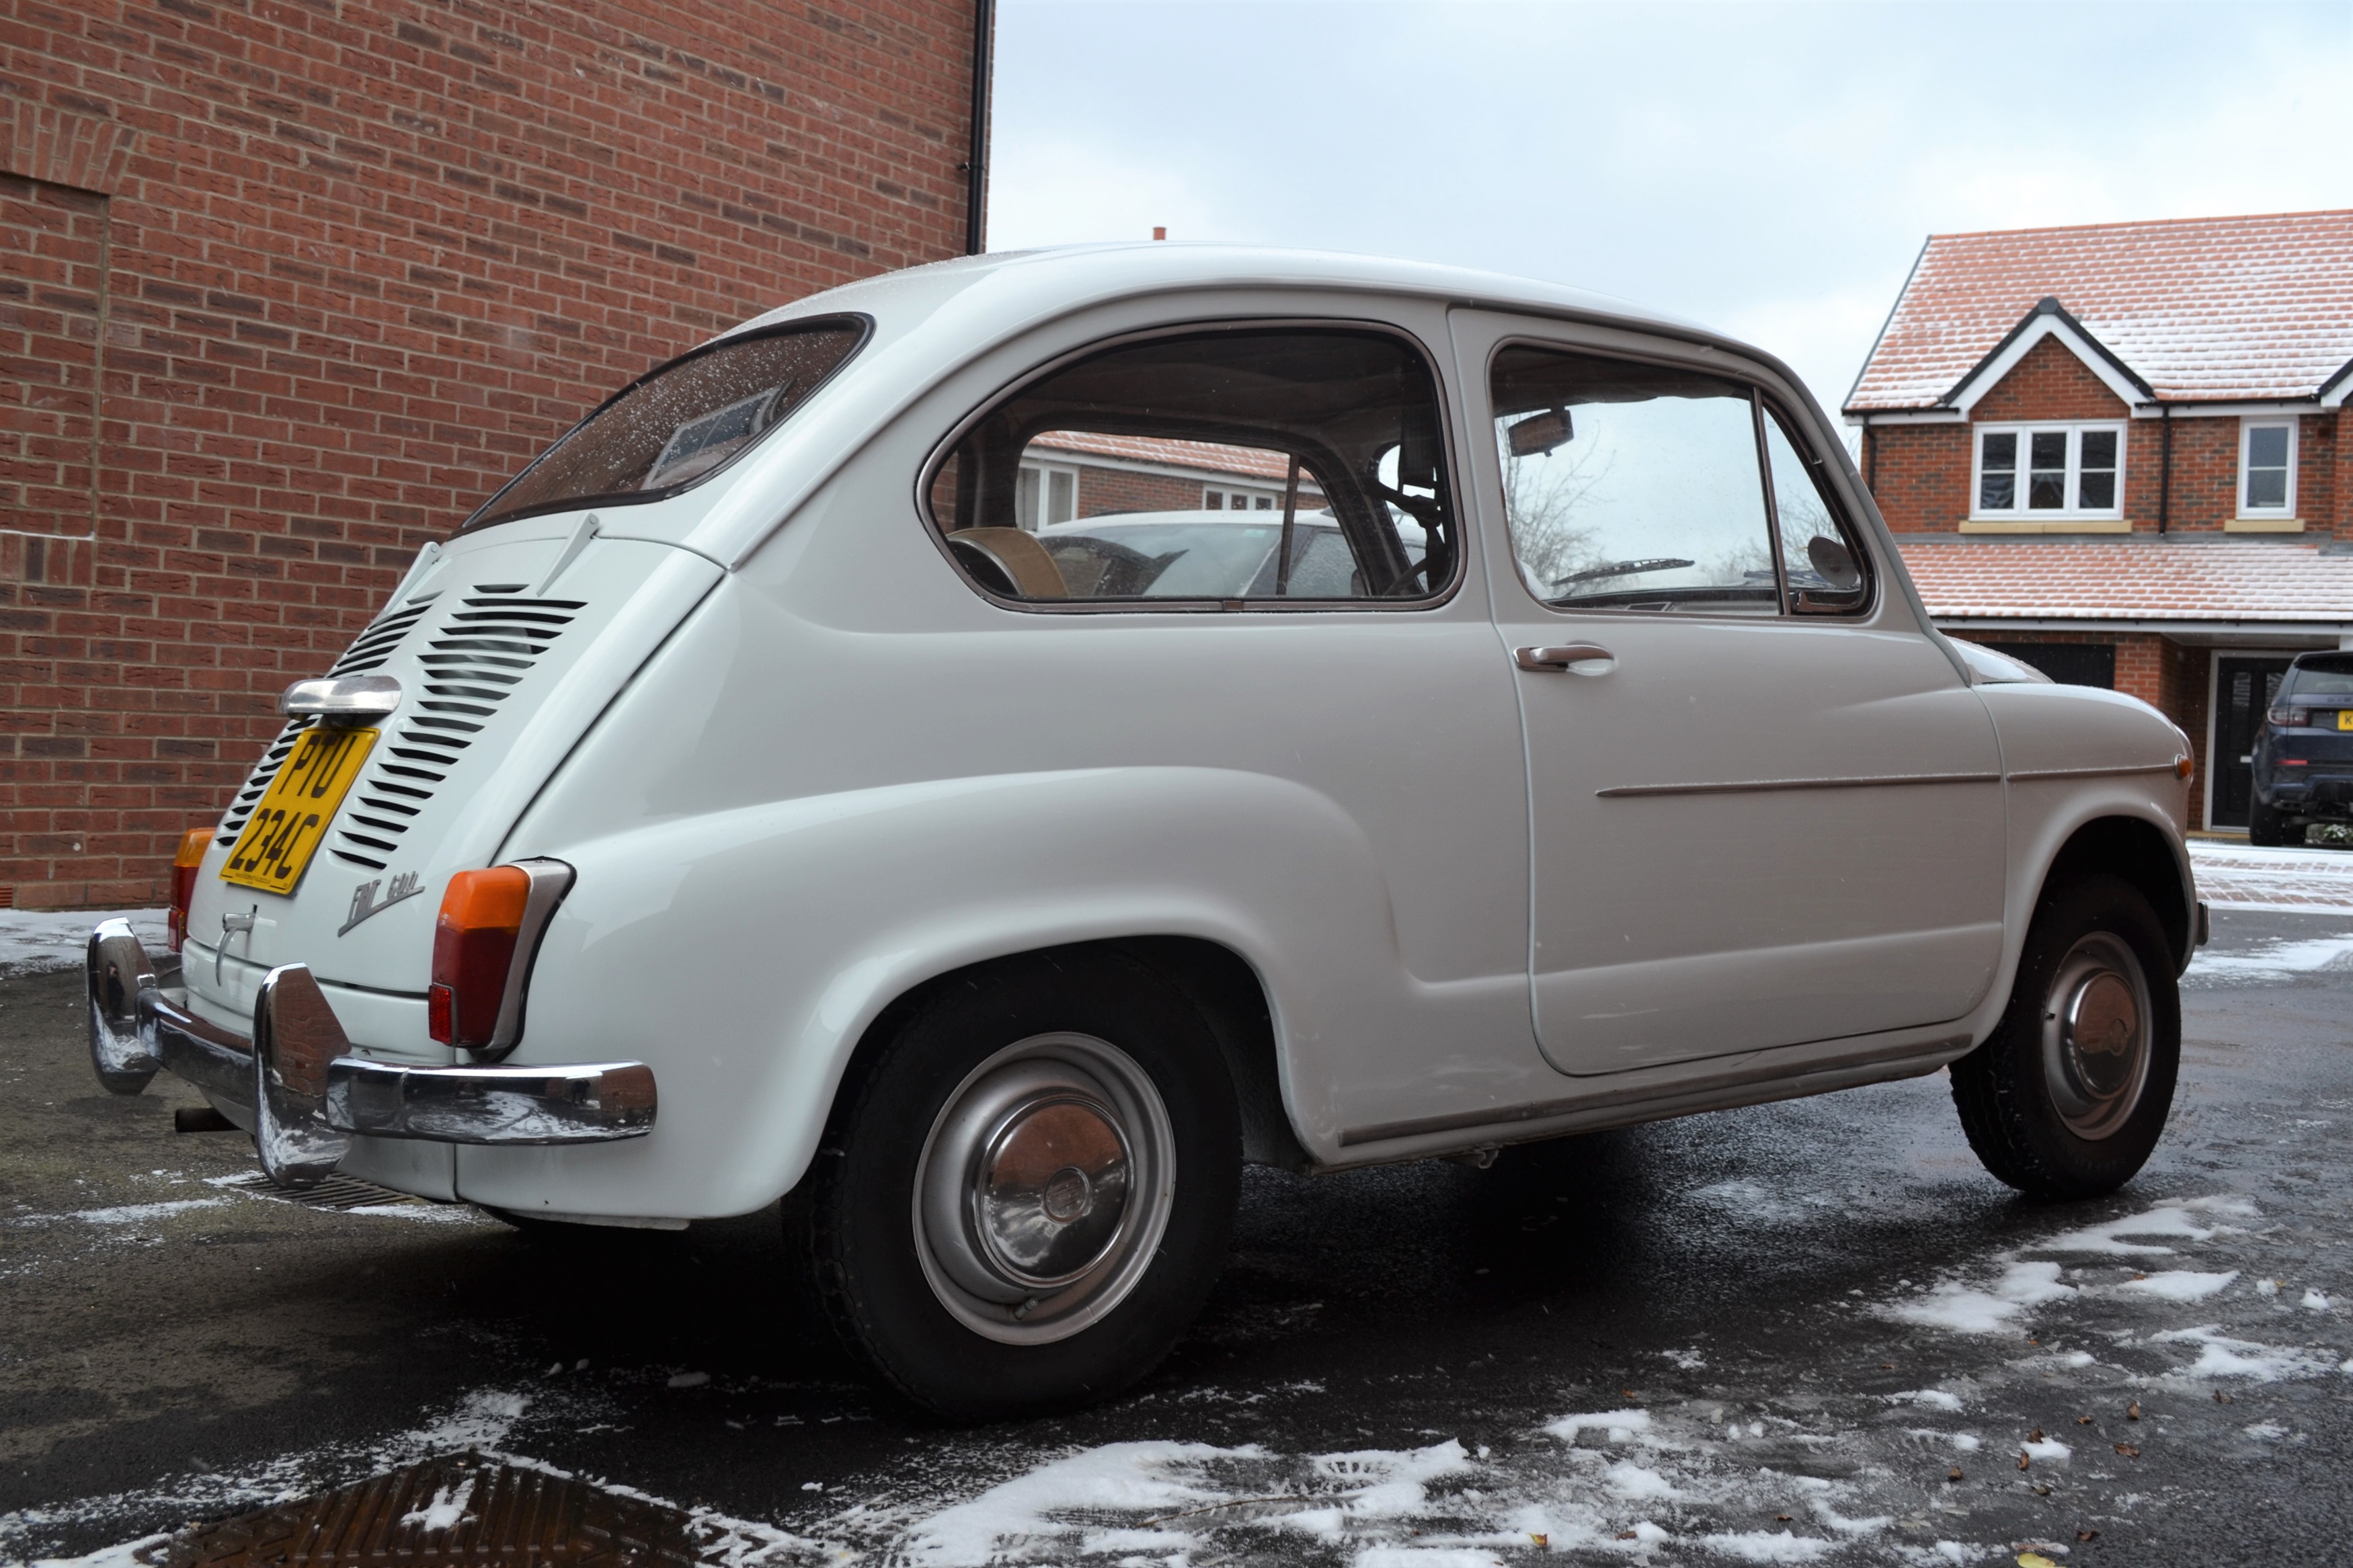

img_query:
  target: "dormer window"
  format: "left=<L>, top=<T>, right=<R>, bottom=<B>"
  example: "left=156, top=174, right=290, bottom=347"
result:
left=2237, top=419, right=2296, bottom=518
left=1972, top=423, right=2124, bottom=520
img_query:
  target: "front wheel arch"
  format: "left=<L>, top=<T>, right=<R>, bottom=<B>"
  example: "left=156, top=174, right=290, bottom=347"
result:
left=2035, top=815, right=2196, bottom=974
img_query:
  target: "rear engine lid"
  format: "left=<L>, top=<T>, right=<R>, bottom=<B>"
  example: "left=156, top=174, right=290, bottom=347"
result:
left=184, top=525, right=720, bottom=1003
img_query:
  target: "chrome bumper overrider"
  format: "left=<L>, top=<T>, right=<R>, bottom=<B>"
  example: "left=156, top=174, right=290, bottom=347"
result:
left=86, top=918, right=655, bottom=1187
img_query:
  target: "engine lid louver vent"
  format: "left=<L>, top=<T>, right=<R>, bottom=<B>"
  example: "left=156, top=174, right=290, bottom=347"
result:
left=329, top=591, right=587, bottom=872
left=214, top=598, right=440, bottom=848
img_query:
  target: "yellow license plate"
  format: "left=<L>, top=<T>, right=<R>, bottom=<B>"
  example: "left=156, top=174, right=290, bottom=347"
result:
left=220, top=727, right=378, bottom=894
left=2340, top=711, right=2353, bottom=731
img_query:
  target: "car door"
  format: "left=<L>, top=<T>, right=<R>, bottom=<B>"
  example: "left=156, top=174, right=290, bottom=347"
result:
left=1451, top=310, right=2007, bottom=1077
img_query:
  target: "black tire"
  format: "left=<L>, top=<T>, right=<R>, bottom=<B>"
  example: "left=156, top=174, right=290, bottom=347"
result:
left=799, top=949, right=1242, bottom=1420
left=1950, top=873, right=2179, bottom=1200
left=2246, top=794, right=2295, bottom=848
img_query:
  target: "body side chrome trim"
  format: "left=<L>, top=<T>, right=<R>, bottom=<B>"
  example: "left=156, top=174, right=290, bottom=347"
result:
left=2004, top=760, right=2186, bottom=782
left=1595, top=771, right=2000, bottom=798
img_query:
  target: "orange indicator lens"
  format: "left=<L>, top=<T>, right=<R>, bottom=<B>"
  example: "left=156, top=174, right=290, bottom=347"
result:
left=429, top=866, right=530, bottom=1047
left=167, top=827, right=212, bottom=952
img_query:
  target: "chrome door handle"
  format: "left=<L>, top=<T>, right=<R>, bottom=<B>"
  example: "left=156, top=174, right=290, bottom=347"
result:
left=1515, top=643, right=1616, bottom=674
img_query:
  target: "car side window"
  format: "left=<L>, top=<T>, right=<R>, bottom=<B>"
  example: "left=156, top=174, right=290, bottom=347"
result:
left=926, top=328, right=1458, bottom=606
left=1761, top=408, right=1870, bottom=614
left=1497, top=345, right=1843, bottom=617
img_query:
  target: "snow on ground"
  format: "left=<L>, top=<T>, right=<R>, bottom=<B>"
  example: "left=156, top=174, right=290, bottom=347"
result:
left=0, top=908, right=167, bottom=977
left=2185, top=930, right=2353, bottom=985
left=2188, top=837, right=2353, bottom=914
left=13, top=1184, right=2346, bottom=1568
left=2118, top=1270, right=2238, bottom=1303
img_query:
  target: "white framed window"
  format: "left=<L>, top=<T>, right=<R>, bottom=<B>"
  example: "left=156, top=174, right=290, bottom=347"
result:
left=1203, top=485, right=1281, bottom=511
left=1971, top=423, right=2125, bottom=518
left=2237, top=419, right=2297, bottom=518
left=1016, top=462, right=1079, bottom=531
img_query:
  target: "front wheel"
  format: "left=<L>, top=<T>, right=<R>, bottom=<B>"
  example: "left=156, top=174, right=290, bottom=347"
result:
left=799, top=950, right=1241, bottom=1419
left=1950, top=874, right=2179, bottom=1200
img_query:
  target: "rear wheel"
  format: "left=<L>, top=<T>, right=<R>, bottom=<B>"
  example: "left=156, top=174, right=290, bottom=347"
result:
left=799, top=950, right=1241, bottom=1419
left=2246, top=794, right=2295, bottom=847
left=1950, top=874, right=2178, bottom=1200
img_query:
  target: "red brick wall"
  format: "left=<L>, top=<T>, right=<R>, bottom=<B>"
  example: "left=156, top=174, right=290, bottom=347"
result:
left=1, top=0, right=977, bottom=907
left=2309, top=405, right=2342, bottom=539
left=1076, top=467, right=1203, bottom=519
left=1069, top=463, right=1325, bottom=520
left=1863, top=422, right=1968, bottom=532
left=1968, top=336, right=2129, bottom=424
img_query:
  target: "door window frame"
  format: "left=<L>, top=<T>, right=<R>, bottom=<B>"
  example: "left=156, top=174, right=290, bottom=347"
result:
left=917, top=317, right=1470, bottom=615
left=1482, top=335, right=1878, bottom=622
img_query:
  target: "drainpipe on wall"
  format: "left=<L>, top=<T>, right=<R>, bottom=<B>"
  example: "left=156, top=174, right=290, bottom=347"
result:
left=2157, top=405, right=2173, bottom=534
left=1862, top=417, right=1876, bottom=492
left=963, top=0, right=995, bottom=255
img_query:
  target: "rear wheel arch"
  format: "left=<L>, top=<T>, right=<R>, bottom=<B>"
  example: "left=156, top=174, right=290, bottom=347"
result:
left=2036, top=815, right=2195, bottom=974
left=827, top=935, right=1308, bottom=1173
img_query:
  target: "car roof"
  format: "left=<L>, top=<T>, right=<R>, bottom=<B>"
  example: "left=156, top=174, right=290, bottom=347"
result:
left=727, top=243, right=1708, bottom=343
left=627, top=245, right=1799, bottom=567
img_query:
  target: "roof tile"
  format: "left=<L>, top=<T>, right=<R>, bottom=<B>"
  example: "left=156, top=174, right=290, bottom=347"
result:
left=1848, top=210, right=2353, bottom=410
left=1898, top=539, right=2353, bottom=622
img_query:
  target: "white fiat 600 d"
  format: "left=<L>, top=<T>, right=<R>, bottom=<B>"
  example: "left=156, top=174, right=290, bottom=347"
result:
left=88, top=246, right=2202, bottom=1417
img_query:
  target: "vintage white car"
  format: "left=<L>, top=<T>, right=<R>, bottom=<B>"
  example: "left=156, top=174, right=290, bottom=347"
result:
left=87, top=245, right=2202, bottom=1418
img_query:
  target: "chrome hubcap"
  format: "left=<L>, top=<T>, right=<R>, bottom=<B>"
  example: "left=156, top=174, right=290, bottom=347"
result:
left=914, top=1034, right=1172, bottom=1344
left=2040, top=932, right=2151, bottom=1141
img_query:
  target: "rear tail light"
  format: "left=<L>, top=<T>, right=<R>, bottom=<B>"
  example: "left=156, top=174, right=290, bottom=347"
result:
left=166, top=828, right=212, bottom=952
left=2268, top=706, right=2310, bottom=727
left=428, top=860, right=574, bottom=1053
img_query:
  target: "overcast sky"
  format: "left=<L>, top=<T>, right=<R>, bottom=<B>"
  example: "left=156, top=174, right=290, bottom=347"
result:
left=987, top=1, right=2352, bottom=421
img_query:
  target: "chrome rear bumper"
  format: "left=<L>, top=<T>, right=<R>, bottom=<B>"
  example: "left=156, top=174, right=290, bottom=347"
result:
left=87, top=919, right=655, bottom=1187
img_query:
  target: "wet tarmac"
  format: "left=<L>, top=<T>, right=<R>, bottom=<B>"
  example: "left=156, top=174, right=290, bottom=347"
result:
left=3, top=903, right=2349, bottom=1566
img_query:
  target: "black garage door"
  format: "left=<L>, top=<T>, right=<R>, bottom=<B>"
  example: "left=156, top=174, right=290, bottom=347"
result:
left=1977, top=641, right=2116, bottom=689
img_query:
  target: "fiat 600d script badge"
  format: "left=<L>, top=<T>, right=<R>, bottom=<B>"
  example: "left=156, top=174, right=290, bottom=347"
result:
left=86, top=245, right=2205, bottom=1420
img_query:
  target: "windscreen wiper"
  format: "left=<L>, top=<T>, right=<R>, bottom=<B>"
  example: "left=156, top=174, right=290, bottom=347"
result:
left=1551, top=557, right=1694, bottom=587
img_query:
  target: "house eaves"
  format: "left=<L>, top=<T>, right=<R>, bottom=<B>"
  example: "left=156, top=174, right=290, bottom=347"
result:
left=2320, top=353, right=2353, bottom=409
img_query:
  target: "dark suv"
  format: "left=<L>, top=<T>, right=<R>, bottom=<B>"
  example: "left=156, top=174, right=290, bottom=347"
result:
left=2251, top=651, right=2353, bottom=846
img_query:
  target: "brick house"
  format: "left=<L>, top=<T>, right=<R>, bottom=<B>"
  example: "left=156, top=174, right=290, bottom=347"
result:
left=1845, top=209, right=2353, bottom=834
left=1016, top=431, right=1329, bottom=529
left=1, top=0, right=987, bottom=908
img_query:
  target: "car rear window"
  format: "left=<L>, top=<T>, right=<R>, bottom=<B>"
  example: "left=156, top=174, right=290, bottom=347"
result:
left=463, top=317, right=869, bottom=533
left=2284, top=658, right=2353, bottom=698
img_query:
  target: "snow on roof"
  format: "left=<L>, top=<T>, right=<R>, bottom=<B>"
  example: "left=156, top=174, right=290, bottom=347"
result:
left=1848, top=210, right=2353, bottom=411
left=1897, top=538, right=2353, bottom=624
left=1031, top=429, right=1322, bottom=487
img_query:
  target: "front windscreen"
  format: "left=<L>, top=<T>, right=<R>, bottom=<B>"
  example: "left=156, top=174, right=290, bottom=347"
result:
left=463, top=317, right=868, bottom=533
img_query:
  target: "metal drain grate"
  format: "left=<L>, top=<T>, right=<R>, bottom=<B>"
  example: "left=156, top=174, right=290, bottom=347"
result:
left=149, top=1455, right=699, bottom=1568
left=253, top=1173, right=430, bottom=1212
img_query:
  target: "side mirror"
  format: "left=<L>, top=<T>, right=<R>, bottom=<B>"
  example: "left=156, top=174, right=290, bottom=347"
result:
left=1507, top=407, right=1572, bottom=458
left=1806, top=534, right=1861, bottom=590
